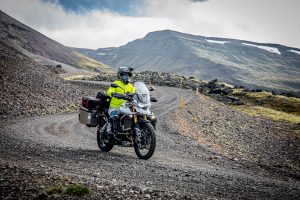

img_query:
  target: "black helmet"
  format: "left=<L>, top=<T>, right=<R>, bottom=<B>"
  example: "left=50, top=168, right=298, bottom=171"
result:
left=117, top=67, right=133, bottom=84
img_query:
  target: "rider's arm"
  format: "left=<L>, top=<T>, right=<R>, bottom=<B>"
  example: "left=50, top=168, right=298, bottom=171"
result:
left=130, top=84, right=136, bottom=94
left=106, top=86, right=116, bottom=97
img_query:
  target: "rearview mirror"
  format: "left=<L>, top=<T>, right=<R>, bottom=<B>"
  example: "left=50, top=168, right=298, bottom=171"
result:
left=150, top=96, right=158, bottom=102
left=110, top=83, right=119, bottom=88
left=129, top=67, right=134, bottom=72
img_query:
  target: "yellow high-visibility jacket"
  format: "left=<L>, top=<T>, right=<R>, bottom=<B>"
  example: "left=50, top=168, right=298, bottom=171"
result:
left=106, top=80, right=136, bottom=108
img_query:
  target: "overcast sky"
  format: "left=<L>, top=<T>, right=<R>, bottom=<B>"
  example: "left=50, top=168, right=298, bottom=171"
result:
left=0, top=0, right=299, bottom=49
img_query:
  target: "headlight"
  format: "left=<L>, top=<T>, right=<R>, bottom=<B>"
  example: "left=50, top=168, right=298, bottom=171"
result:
left=138, top=102, right=149, bottom=109
left=138, top=93, right=148, bottom=103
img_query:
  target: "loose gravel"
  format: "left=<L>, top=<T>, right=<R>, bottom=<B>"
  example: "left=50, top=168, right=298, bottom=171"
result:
left=1, top=41, right=299, bottom=199
left=1, top=86, right=300, bottom=199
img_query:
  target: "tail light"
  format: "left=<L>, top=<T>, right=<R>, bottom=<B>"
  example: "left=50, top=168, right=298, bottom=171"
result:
left=82, top=97, right=88, bottom=108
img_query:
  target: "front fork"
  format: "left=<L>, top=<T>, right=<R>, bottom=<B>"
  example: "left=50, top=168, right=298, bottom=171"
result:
left=134, top=123, right=142, bottom=143
left=133, top=114, right=146, bottom=143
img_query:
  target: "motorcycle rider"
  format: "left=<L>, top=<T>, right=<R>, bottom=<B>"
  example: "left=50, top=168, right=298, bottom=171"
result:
left=106, top=67, right=135, bottom=134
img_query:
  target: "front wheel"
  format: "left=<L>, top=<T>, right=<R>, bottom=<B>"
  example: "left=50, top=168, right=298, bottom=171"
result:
left=134, top=123, right=156, bottom=160
left=97, top=129, right=114, bottom=152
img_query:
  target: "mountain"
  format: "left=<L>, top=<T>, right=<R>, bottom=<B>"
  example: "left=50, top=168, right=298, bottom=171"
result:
left=0, top=11, right=114, bottom=73
left=75, top=30, right=300, bottom=95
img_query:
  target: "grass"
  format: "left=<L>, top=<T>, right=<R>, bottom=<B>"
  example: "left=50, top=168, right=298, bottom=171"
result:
left=45, top=184, right=64, bottom=195
left=64, top=74, right=95, bottom=80
left=46, top=184, right=90, bottom=196
left=73, top=51, right=115, bottom=73
left=244, top=91, right=300, bottom=114
left=233, top=105, right=300, bottom=123
left=231, top=90, right=300, bottom=123
left=65, top=184, right=91, bottom=196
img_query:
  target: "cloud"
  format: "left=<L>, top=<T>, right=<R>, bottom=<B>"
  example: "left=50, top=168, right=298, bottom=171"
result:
left=190, top=0, right=208, bottom=2
left=0, top=0, right=299, bottom=49
left=143, top=0, right=226, bottom=36
left=0, top=0, right=175, bottom=48
left=144, top=0, right=300, bottom=48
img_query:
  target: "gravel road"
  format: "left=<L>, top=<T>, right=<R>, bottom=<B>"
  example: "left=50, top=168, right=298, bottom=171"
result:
left=1, top=85, right=299, bottom=199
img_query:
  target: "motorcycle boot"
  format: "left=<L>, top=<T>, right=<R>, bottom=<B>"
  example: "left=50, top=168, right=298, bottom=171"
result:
left=106, top=116, right=115, bottom=136
left=106, top=121, right=112, bottom=135
left=112, top=116, right=122, bottom=133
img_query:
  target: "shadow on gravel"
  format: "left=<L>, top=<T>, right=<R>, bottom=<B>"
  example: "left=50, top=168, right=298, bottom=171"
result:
left=39, top=147, right=144, bottom=164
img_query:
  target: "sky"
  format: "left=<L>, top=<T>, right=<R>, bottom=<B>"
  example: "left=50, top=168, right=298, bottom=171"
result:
left=0, top=0, right=299, bottom=49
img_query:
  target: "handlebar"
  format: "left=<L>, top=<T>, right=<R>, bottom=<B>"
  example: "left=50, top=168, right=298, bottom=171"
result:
left=112, top=92, right=158, bottom=103
left=112, top=92, right=135, bottom=101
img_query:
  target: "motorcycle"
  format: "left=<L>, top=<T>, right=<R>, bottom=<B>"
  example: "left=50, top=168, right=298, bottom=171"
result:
left=79, top=81, right=158, bottom=160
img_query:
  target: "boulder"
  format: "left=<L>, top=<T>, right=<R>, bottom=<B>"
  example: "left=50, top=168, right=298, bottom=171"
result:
left=209, top=79, right=218, bottom=84
left=226, top=96, right=240, bottom=102
left=209, top=88, right=222, bottom=94
left=221, top=88, right=231, bottom=95
left=255, top=100, right=263, bottom=106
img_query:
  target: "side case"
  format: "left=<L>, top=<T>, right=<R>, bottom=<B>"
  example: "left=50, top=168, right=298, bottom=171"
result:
left=79, top=96, right=100, bottom=127
left=79, top=107, right=99, bottom=127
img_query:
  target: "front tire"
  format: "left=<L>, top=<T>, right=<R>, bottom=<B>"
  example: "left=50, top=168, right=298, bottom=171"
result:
left=97, top=129, right=114, bottom=152
left=134, top=123, right=156, bottom=160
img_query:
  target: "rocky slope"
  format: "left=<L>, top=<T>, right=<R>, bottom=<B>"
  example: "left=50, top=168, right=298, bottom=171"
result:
left=0, top=41, right=105, bottom=120
left=0, top=11, right=114, bottom=73
left=75, top=30, right=300, bottom=95
left=168, top=94, right=300, bottom=179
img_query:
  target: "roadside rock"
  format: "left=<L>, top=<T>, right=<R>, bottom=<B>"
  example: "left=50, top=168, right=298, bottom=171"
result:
left=45, top=64, right=66, bottom=74
left=255, top=99, right=263, bottom=106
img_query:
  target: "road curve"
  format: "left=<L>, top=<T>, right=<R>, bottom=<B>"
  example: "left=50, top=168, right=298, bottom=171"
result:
left=1, top=84, right=299, bottom=199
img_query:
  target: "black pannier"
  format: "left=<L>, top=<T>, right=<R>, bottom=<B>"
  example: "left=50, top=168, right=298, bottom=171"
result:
left=81, top=96, right=100, bottom=110
left=79, top=93, right=111, bottom=127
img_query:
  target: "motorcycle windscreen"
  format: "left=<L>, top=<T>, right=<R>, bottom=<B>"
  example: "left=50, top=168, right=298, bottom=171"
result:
left=134, top=82, right=150, bottom=104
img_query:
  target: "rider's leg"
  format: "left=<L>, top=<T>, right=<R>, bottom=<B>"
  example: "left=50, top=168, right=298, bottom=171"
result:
left=107, top=108, right=119, bottom=134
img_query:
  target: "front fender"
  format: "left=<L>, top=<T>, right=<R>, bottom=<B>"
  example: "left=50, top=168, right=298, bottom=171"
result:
left=136, top=118, right=157, bottom=130
left=137, top=118, right=151, bottom=125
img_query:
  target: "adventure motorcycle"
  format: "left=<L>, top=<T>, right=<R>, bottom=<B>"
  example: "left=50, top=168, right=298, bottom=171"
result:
left=79, top=81, right=158, bottom=160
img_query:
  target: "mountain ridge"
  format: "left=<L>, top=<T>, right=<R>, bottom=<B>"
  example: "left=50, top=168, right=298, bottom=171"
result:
left=75, top=29, right=300, bottom=95
left=0, top=10, right=114, bottom=73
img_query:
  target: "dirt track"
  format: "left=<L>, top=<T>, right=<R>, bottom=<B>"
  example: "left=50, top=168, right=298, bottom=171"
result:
left=1, top=85, right=299, bottom=199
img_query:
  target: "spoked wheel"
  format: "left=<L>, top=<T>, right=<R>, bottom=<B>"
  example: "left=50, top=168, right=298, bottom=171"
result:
left=97, top=129, right=114, bottom=152
left=134, top=123, right=156, bottom=160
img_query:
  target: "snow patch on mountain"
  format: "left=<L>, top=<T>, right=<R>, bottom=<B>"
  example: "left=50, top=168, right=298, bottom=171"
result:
left=206, top=39, right=229, bottom=44
left=288, top=49, right=300, bottom=55
left=242, top=43, right=281, bottom=55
